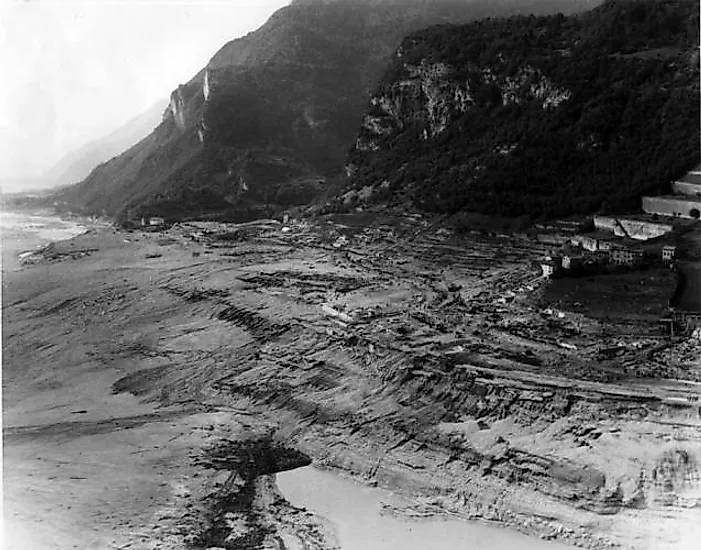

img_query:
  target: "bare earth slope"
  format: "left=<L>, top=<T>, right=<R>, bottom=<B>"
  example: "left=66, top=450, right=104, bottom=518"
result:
left=3, top=218, right=701, bottom=549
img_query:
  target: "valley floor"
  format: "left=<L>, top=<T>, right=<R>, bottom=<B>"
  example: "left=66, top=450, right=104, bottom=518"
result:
left=3, top=216, right=701, bottom=549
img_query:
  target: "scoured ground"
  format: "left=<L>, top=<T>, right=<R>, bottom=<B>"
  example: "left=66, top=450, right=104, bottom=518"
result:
left=3, top=218, right=701, bottom=549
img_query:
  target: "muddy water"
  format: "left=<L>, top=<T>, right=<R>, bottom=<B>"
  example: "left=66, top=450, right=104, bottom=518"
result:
left=277, top=466, right=571, bottom=550
left=1, top=210, right=86, bottom=271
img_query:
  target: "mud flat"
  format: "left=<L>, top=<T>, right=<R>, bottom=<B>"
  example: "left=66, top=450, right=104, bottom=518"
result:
left=3, top=217, right=701, bottom=549
left=1, top=209, right=89, bottom=271
left=278, top=465, right=571, bottom=550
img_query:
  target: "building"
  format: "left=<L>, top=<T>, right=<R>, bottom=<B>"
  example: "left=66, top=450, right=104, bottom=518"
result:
left=571, top=235, right=597, bottom=252
left=662, top=245, right=677, bottom=262
left=562, top=254, right=583, bottom=270
left=609, top=246, right=644, bottom=265
left=570, top=231, right=616, bottom=252
left=540, top=256, right=562, bottom=278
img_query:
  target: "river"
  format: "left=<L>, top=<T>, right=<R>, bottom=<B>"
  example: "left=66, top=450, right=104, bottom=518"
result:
left=277, top=466, right=572, bottom=550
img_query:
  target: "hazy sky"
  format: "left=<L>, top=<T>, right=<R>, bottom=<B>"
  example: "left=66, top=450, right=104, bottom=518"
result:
left=0, top=0, right=290, bottom=180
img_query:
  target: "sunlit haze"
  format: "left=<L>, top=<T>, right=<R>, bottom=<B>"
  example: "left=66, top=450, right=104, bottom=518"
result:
left=0, top=0, right=290, bottom=182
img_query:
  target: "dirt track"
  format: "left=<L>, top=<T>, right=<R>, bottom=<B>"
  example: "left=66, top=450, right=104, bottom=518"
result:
left=3, top=218, right=701, bottom=549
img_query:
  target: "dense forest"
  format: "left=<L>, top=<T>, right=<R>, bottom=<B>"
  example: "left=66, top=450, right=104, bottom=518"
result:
left=345, top=0, right=700, bottom=219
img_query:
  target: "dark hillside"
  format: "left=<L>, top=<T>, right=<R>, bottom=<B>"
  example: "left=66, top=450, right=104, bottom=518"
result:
left=343, top=0, right=700, bottom=219
left=53, top=0, right=600, bottom=223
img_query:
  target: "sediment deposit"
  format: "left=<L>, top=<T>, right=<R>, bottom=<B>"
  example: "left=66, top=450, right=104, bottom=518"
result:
left=3, top=217, right=701, bottom=549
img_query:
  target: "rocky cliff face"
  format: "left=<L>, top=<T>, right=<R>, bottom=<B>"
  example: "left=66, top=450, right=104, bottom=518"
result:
left=168, top=88, right=188, bottom=131
left=356, top=61, right=572, bottom=152
left=342, top=0, right=700, bottom=219
left=54, top=0, right=601, bottom=223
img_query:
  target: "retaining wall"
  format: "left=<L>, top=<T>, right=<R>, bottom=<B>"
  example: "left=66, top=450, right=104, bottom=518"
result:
left=672, top=181, right=701, bottom=196
left=642, top=197, right=701, bottom=220
left=593, top=216, right=673, bottom=240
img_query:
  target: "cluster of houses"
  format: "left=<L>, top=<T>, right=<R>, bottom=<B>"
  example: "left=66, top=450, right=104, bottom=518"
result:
left=540, top=238, right=677, bottom=278
left=539, top=163, right=701, bottom=279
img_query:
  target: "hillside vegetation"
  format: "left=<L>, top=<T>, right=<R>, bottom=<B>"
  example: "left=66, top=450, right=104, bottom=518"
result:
left=343, top=0, right=700, bottom=219
left=52, top=0, right=600, bottom=223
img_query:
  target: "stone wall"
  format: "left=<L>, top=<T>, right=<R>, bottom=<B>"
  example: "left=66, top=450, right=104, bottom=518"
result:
left=672, top=181, right=701, bottom=196
left=642, top=197, right=701, bottom=220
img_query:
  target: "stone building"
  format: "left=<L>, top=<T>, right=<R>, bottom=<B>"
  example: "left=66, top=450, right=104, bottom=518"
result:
left=540, top=256, right=562, bottom=278
left=662, top=245, right=677, bottom=262
left=562, top=254, right=583, bottom=270
left=609, top=246, right=644, bottom=265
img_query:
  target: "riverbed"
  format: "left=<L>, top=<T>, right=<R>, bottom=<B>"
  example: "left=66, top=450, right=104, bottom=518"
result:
left=277, top=466, right=571, bottom=550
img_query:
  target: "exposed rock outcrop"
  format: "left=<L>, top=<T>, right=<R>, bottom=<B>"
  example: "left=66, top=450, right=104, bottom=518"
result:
left=169, top=87, right=188, bottom=130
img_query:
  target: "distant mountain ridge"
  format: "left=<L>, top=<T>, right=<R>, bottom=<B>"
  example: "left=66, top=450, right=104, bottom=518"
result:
left=339, top=0, right=700, bottom=220
left=46, top=99, right=168, bottom=189
left=0, top=100, right=166, bottom=196
left=52, top=0, right=600, bottom=222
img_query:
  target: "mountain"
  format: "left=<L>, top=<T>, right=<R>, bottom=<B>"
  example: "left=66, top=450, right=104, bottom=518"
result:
left=53, top=0, right=601, bottom=223
left=0, top=100, right=166, bottom=197
left=44, top=99, right=168, bottom=189
left=340, top=0, right=700, bottom=221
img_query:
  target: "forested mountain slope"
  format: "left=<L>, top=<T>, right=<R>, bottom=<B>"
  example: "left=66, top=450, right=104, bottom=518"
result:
left=53, top=0, right=599, bottom=222
left=342, top=0, right=700, bottom=219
